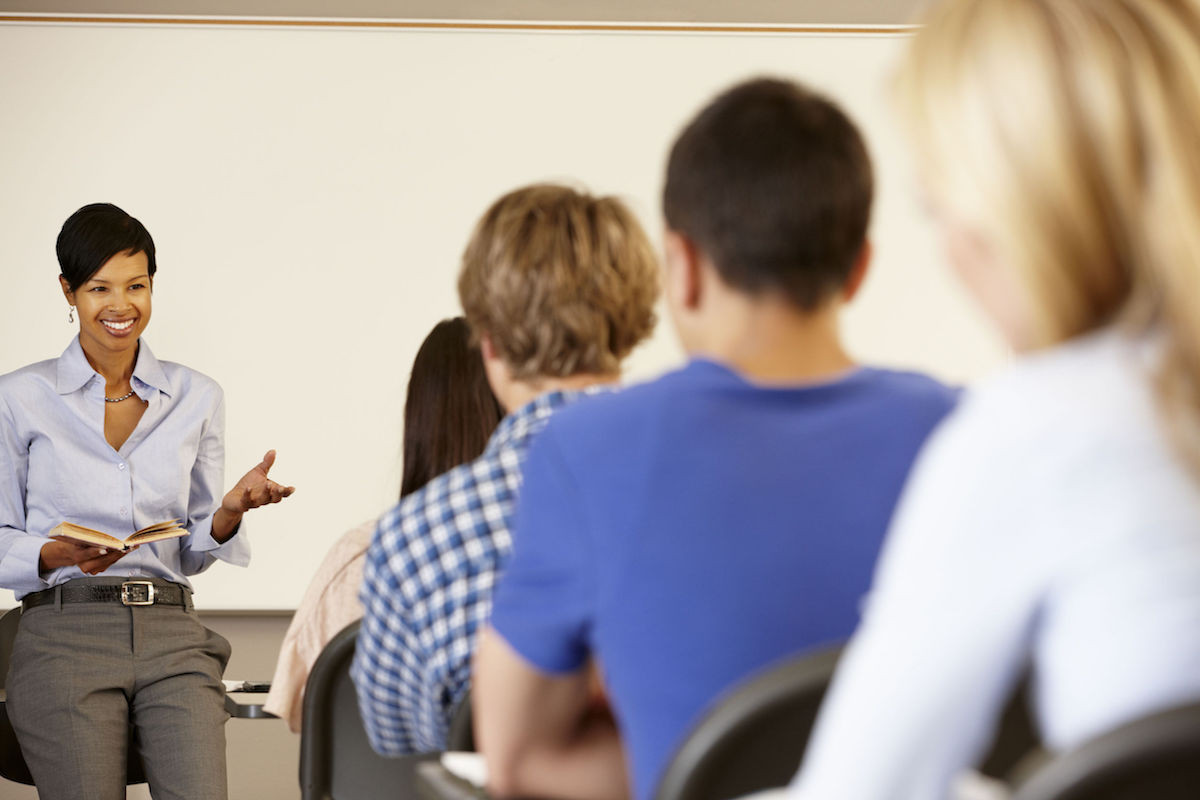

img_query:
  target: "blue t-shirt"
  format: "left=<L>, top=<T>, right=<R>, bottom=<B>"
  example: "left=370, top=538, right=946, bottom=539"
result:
left=489, top=359, right=958, bottom=800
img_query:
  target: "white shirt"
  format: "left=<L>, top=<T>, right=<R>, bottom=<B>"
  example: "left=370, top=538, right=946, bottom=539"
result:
left=791, top=329, right=1200, bottom=800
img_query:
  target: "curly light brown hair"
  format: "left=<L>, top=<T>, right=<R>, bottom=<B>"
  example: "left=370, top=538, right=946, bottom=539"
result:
left=458, top=184, right=660, bottom=381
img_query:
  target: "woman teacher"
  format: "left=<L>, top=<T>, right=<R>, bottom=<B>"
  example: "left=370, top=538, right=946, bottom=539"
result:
left=0, top=202, right=295, bottom=800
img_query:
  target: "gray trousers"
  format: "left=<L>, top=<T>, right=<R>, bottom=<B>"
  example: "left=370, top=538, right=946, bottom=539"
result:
left=7, top=579, right=232, bottom=800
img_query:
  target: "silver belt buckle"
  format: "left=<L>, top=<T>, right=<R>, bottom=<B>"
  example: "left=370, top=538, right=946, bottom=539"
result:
left=120, top=581, right=156, bottom=606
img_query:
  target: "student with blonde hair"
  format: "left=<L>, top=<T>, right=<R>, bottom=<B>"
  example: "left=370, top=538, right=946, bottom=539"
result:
left=352, top=184, right=658, bottom=754
left=790, top=1, right=1200, bottom=797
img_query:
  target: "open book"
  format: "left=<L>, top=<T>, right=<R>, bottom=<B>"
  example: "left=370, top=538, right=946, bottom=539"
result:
left=50, top=519, right=187, bottom=551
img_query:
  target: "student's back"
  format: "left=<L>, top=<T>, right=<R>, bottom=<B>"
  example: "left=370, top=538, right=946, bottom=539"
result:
left=504, top=360, right=955, bottom=799
left=476, top=78, right=955, bottom=800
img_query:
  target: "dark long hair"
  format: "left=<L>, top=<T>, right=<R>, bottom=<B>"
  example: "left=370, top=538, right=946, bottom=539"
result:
left=400, top=317, right=505, bottom=499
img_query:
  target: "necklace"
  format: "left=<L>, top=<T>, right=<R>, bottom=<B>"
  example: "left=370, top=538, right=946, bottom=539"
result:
left=105, top=390, right=136, bottom=403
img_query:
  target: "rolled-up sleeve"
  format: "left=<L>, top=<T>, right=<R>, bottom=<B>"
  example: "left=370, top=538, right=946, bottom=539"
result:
left=179, top=390, right=250, bottom=573
left=0, top=393, right=49, bottom=594
left=352, top=515, right=427, bottom=754
left=0, top=394, right=50, bottom=596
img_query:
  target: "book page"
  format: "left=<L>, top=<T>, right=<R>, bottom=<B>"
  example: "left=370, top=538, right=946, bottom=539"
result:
left=133, top=519, right=183, bottom=536
left=125, top=527, right=188, bottom=546
left=50, top=522, right=125, bottom=549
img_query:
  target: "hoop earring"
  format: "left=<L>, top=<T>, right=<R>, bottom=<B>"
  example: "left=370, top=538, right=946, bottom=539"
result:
left=68, top=306, right=75, bottom=323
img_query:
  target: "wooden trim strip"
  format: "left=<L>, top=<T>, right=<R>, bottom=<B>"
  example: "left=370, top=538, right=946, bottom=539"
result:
left=0, top=13, right=915, bottom=34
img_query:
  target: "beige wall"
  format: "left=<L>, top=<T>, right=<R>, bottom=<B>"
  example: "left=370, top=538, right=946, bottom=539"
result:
left=0, top=21, right=1007, bottom=611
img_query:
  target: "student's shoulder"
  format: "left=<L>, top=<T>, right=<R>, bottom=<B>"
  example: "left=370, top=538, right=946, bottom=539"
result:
left=544, top=365, right=699, bottom=440
left=369, top=455, right=513, bottom=594
left=390, top=461, right=471, bottom=517
left=847, top=367, right=961, bottom=435
left=858, top=367, right=960, bottom=409
left=920, top=331, right=1155, bottom=476
left=376, top=453, right=503, bottom=544
left=904, top=332, right=1186, bottom=553
left=962, top=332, right=1138, bottom=431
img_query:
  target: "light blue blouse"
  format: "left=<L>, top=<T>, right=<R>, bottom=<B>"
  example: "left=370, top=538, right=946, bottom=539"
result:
left=0, top=337, right=250, bottom=599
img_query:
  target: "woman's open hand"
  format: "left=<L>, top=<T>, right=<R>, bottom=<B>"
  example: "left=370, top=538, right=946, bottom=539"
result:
left=212, top=450, right=295, bottom=543
left=221, top=449, right=295, bottom=515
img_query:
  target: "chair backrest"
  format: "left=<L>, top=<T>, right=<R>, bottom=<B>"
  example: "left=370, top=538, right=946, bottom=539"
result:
left=0, top=607, right=31, bottom=785
left=978, top=672, right=1042, bottom=780
left=447, top=690, right=474, bottom=753
left=1011, top=701, right=1200, bottom=800
left=0, top=608, right=21, bottom=688
left=0, top=606, right=147, bottom=787
left=653, top=645, right=842, bottom=800
left=300, top=620, right=439, bottom=800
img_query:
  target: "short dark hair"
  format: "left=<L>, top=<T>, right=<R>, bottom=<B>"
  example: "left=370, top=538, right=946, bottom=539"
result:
left=400, top=317, right=505, bottom=500
left=57, top=203, right=157, bottom=291
left=663, top=77, right=874, bottom=311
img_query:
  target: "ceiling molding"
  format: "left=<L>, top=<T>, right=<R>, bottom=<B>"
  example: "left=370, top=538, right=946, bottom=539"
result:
left=0, top=1, right=926, bottom=26
left=0, top=13, right=915, bottom=33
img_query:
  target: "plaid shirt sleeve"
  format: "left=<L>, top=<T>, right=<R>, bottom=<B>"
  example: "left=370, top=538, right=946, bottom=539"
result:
left=352, top=502, right=430, bottom=754
left=351, top=456, right=519, bottom=754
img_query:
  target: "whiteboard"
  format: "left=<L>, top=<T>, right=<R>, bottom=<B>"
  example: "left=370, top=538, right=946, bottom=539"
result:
left=0, top=20, right=1008, bottom=609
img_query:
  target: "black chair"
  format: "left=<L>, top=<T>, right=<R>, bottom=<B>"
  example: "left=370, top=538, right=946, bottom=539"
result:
left=654, top=645, right=842, bottom=800
left=301, top=620, right=477, bottom=800
left=1011, top=701, right=1200, bottom=800
left=978, top=672, right=1042, bottom=780
left=0, top=606, right=147, bottom=787
left=654, top=645, right=1042, bottom=800
left=447, top=690, right=474, bottom=752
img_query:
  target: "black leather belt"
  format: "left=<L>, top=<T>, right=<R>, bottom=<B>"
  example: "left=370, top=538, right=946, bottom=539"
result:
left=22, top=581, right=192, bottom=611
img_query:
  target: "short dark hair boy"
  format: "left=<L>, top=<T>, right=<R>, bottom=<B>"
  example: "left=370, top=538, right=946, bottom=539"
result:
left=474, top=77, right=958, bottom=800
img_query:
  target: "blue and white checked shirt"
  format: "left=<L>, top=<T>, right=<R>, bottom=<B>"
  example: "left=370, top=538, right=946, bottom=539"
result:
left=351, top=387, right=602, bottom=754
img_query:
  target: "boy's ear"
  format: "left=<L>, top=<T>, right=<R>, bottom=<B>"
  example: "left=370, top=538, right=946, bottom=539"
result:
left=664, top=230, right=703, bottom=311
left=478, top=334, right=514, bottom=413
left=841, top=240, right=872, bottom=303
left=479, top=334, right=494, bottom=360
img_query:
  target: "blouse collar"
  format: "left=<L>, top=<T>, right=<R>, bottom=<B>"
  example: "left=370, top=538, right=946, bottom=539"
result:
left=55, top=336, right=173, bottom=399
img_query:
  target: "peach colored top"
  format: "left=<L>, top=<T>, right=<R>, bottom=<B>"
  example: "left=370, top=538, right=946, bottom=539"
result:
left=264, top=519, right=375, bottom=732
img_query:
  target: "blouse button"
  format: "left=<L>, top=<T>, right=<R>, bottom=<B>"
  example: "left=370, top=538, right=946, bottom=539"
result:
left=118, top=463, right=126, bottom=470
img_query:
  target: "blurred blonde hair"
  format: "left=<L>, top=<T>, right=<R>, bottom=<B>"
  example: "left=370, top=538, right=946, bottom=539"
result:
left=458, top=184, right=659, bottom=381
left=897, top=0, right=1200, bottom=475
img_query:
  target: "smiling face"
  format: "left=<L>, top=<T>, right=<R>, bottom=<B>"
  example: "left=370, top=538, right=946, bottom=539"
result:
left=61, top=249, right=153, bottom=365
